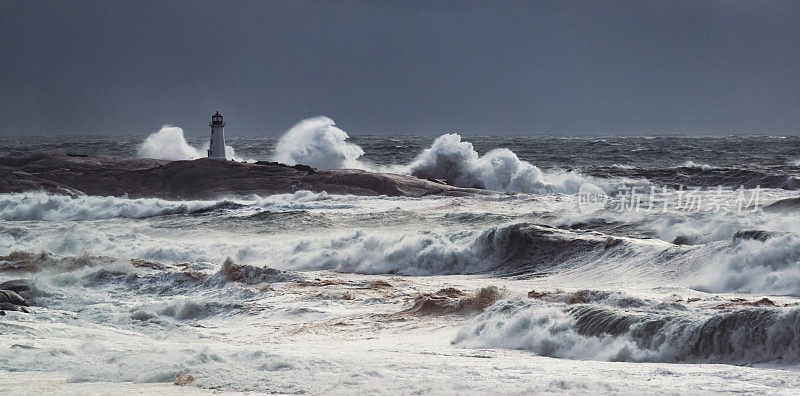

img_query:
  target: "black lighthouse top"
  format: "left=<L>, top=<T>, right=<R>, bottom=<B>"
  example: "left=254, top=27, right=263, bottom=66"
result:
left=211, top=111, right=224, bottom=126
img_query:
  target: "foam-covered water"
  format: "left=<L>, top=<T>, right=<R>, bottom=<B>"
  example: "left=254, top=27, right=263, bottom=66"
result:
left=2, top=125, right=800, bottom=393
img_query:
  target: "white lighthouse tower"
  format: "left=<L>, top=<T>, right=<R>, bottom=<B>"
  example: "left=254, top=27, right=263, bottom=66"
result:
left=208, top=111, right=227, bottom=160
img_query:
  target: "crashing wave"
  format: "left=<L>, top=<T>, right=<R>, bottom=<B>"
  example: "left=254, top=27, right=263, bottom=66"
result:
left=0, top=192, right=242, bottom=221
left=271, top=117, right=367, bottom=170
left=264, top=222, right=644, bottom=276
left=137, top=125, right=242, bottom=161
left=454, top=298, right=800, bottom=364
left=407, top=134, right=588, bottom=193
left=267, top=118, right=596, bottom=194
left=694, top=233, right=800, bottom=296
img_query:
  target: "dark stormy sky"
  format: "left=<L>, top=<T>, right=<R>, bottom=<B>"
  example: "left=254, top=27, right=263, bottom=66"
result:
left=1, top=0, right=799, bottom=136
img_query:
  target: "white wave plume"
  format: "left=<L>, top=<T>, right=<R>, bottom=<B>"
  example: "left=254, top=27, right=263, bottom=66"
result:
left=137, top=126, right=204, bottom=160
left=271, top=117, right=367, bottom=170
left=407, top=133, right=586, bottom=193
left=137, top=125, right=241, bottom=161
left=269, top=119, right=591, bottom=194
left=694, top=234, right=800, bottom=296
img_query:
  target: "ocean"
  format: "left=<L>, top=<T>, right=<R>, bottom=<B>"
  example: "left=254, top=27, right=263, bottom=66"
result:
left=1, top=122, right=800, bottom=394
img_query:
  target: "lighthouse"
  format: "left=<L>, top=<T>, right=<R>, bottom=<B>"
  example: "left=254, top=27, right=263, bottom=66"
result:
left=208, top=111, right=227, bottom=160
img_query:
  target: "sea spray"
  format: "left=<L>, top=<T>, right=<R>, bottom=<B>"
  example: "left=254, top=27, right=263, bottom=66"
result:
left=137, top=126, right=204, bottom=160
left=453, top=298, right=800, bottom=364
left=269, top=118, right=591, bottom=193
left=137, top=125, right=241, bottom=161
left=694, top=234, right=800, bottom=296
left=271, top=117, right=367, bottom=170
left=407, top=133, right=587, bottom=193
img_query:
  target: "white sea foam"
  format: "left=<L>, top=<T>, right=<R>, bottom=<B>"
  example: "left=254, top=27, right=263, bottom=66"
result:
left=0, top=192, right=226, bottom=221
left=454, top=299, right=800, bottom=363
left=694, top=234, right=800, bottom=296
left=453, top=301, right=644, bottom=361
left=0, top=191, right=399, bottom=222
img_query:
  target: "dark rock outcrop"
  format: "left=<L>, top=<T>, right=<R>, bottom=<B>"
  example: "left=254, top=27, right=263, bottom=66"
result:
left=764, top=196, right=800, bottom=212
left=0, top=289, right=30, bottom=314
left=733, top=229, right=790, bottom=242
left=0, top=153, right=488, bottom=199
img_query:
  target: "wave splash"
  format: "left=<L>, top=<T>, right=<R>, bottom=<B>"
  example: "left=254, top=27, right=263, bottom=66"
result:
left=271, top=116, right=368, bottom=170
left=137, top=125, right=240, bottom=161
left=694, top=234, right=800, bottom=296
left=454, top=298, right=800, bottom=364
left=270, top=118, right=593, bottom=193
left=407, top=133, right=587, bottom=193
left=132, top=117, right=618, bottom=194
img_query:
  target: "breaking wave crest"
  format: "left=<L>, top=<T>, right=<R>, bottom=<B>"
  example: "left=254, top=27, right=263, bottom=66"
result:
left=5, top=194, right=798, bottom=298
left=0, top=191, right=391, bottom=222
left=694, top=233, right=800, bottom=296
left=454, top=299, right=800, bottom=364
left=266, top=223, right=641, bottom=276
left=274, top=226, right=512, bottom=275
left=0, top=192, right=240, bottom=221
left=407, top=134, right=588, bottom=193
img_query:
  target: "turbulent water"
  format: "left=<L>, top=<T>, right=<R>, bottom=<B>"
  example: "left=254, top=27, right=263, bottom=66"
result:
left=2, top=123, right=800, bottom=394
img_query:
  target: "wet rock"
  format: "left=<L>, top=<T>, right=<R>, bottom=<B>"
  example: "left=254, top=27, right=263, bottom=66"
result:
left=785, top=176, right=800, bottom=190
left=0, top=290, right=31, bottom=314
left=0, top=279, right=32, bottom=300
left=0, top=153, right=487, bottom=198
left=218, top=257, right=296, bottom=284
left=399, top=286, right=505, bottom=316
left=130, top=258, right=168, bottom=270
left=733, top=229, right=789, bottom=242
left=672, top=235, right=694, bottom=245
left=174, top=374, right=195, bottom=386
left=764, top=196, right=800, bottom=212
left=0, top=290, right=28, bottom=306
left=0, top=302, right=30, bottom=313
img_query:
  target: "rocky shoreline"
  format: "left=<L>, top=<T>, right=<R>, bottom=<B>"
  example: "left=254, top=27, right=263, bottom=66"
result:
left=0, top=152, right=486, bottom=199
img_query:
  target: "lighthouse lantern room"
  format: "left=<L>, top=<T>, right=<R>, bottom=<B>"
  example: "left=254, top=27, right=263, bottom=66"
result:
left=208, top=111, right=227, bottom=160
